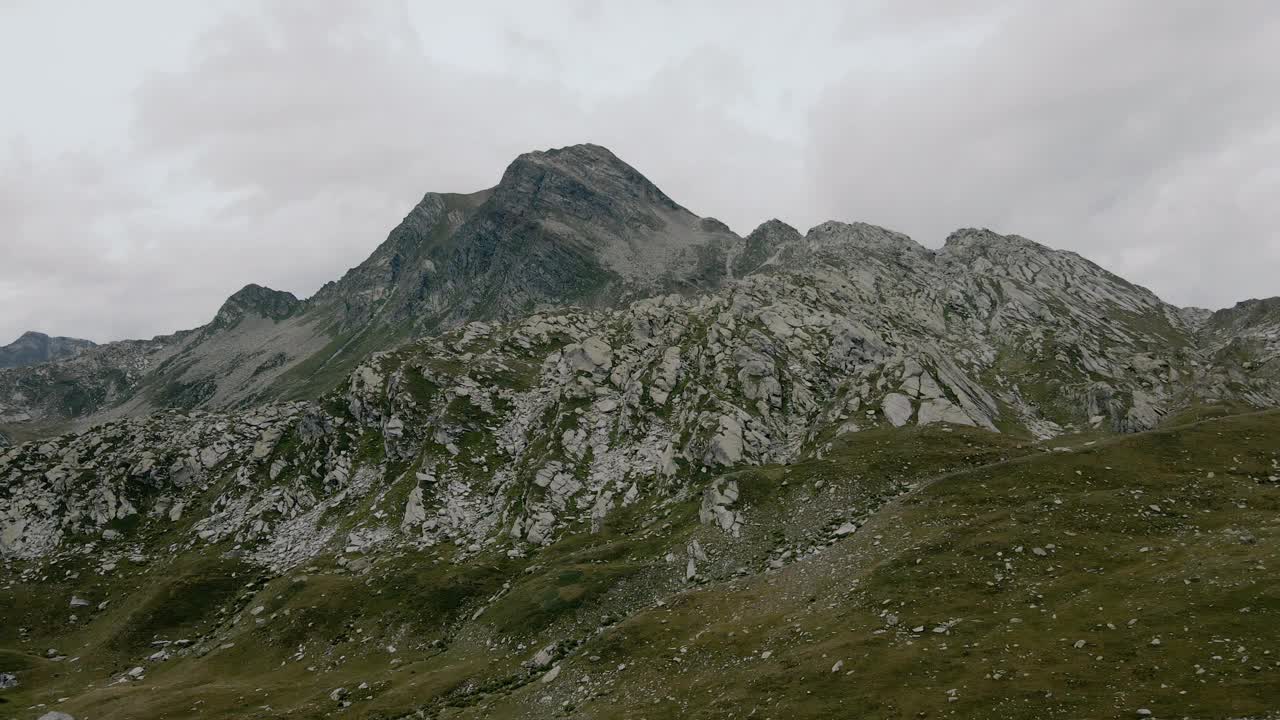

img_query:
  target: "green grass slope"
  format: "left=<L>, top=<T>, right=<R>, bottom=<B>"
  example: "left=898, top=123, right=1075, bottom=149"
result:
left=2, top=409, right=1277, bottom=720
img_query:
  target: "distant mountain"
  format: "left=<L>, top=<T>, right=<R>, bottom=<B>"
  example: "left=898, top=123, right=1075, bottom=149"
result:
left=0, top=330, right=95, bottom=369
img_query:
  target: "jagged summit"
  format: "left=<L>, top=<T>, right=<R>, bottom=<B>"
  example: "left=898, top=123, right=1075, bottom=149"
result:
left=212, top=284, right=301, bottom=326
left=749, top=218, right=801, bottom=237
left=734, top=219, right=803, bottom=275
left=498, top=143, right=683, bottom=216
left=804, top=220, right=933, bottom=261
left=940, top=226, right=1069, bottom=258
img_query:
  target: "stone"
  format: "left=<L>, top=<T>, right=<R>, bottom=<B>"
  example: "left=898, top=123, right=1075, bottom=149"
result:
left=329, top=687, right=348, bottom=702
left=700, top=481, right=743, bottom=536
left=564, top=337, right=612, bottom=373
left=881, top=393, right=914, bottom=427
left=708, top=415, right=744, bottom=465
left=251, top=426, right=283, bottom=459
left=531, top=644, right=556, bottom=668
left=541, top=664, right=562, bottom=683
left=916, top=397, right=974, bottom=427
left=401, top=486, right=426, bottom=531
left=650, top=346, right=683, bottom=405
left=525, top=511, right=556, bottom=545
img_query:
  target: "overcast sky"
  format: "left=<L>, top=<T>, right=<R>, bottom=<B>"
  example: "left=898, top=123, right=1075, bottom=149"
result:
left=1, top=1, right=1277, bottom=343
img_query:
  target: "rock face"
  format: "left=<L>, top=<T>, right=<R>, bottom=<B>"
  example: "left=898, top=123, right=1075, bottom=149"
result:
left=0, top=331, right=95, bottom=369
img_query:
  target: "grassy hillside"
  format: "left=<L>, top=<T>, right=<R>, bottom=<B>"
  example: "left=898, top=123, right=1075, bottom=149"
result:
left=2, top=408, right=1278, bottom=719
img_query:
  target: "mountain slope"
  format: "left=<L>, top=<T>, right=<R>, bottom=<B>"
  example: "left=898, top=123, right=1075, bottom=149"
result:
left=2, top=401, right=1276, bottom=719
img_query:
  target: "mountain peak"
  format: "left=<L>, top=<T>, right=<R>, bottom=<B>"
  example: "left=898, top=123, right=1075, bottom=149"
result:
left=509, top=143, right=627, bottom=174
left=806, top=220, right=931, bottom=257
left=494, top=143, right=684, bottom=221
left=0, top=330, right=96, bottom=370
left=213, top=284, right=301, bottom=327
left=941, top=227, right=1055, bottom=256
left=732, top=219, right=803, bottom=275
left=749, top=218, right=801, bottom=238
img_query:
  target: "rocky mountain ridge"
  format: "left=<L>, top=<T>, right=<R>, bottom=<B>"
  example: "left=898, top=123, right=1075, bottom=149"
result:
left=4, top=212, right=1278, bottom=563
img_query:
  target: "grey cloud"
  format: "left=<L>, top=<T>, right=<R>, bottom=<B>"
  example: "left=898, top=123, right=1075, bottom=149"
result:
left=0, top=1, right=1276, bottom=344
left=809, top=0, right=1280, bottom=308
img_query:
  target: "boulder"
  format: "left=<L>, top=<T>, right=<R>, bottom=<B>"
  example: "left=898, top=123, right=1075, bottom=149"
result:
left=564, top=337, right=612, bottom=373
left=881, top=393, right=914, bottom=427
left=708, top=416, right=744, bottom=465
